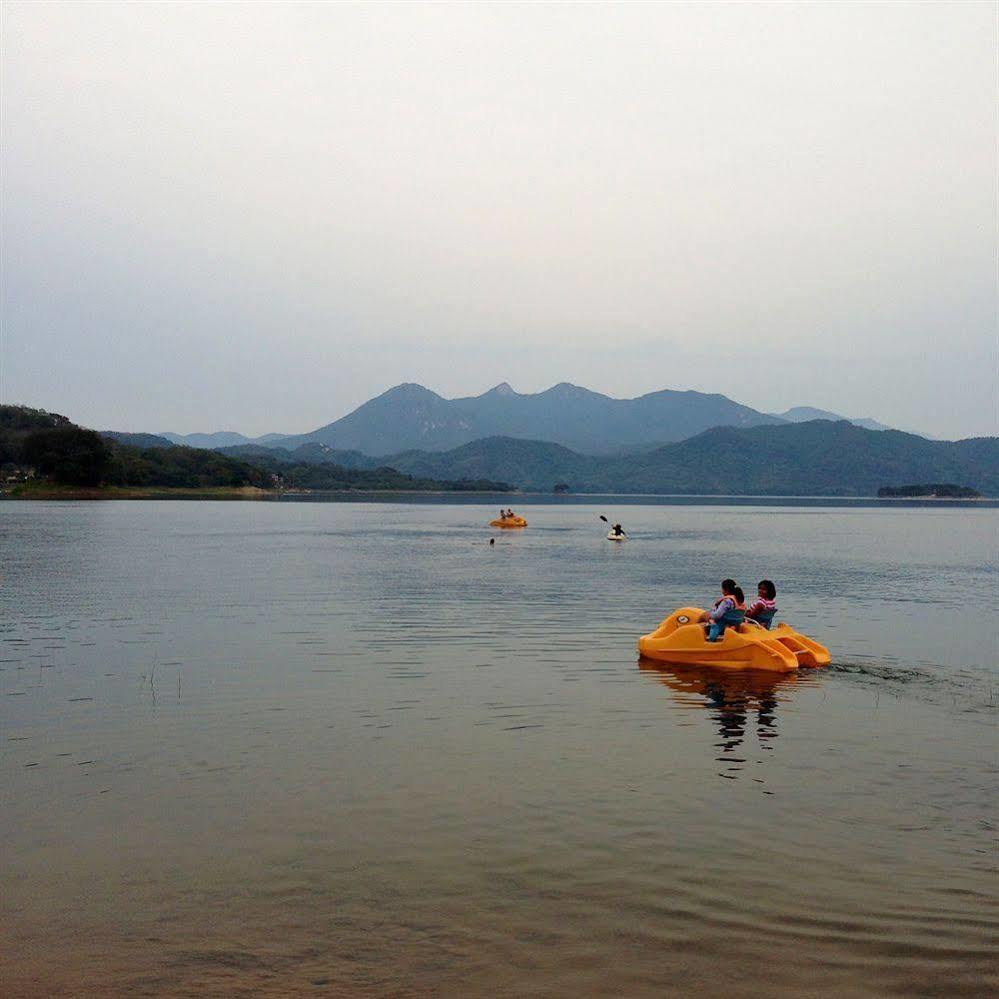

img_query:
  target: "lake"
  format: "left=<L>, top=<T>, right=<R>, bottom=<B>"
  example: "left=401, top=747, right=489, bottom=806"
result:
left=1, top=499, right=996, bottom=997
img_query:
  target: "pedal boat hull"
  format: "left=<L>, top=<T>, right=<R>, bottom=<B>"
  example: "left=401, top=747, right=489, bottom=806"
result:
left=637, top=607, right=831, bottom=673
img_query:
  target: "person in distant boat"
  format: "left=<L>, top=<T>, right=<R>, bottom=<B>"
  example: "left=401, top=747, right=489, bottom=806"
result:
left=505, top=508, right=515, bottom=519
left=611, top=523, right=626, bottom=537
left=499, top=509, right=507, bottom=520
left=745, top=580, right=777, bottom=629
left=699, top=578, right=745, bottom=641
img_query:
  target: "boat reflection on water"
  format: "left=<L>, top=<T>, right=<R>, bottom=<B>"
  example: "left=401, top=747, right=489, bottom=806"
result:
left=639, top=658, right=822, bottom=786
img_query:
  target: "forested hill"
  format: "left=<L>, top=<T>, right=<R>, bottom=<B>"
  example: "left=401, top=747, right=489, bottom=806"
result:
left=362, top=421, right=999, bottom=495
left=596, top=422, right=999, bottom=496
left=0, top=406, right=511, bottom=492
left=1, top=406, right=273, bottom=489
left=226, top=448, right=510, bottom=493
left=101, top=431, right=176, bottom=449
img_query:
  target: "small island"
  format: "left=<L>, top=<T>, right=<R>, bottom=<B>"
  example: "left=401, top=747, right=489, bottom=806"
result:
left=877, top=483, right=982, bottom=499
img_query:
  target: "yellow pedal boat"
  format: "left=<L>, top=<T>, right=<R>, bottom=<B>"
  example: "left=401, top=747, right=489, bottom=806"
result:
left=490, top=516, right=528, bottom=528
left=637, top=606, right=830, bottom=673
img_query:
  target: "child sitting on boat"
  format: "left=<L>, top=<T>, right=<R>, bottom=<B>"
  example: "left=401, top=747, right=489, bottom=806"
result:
left=745, top=580, right=778, bottom=629
left=699, top=579, right=746, bottom=641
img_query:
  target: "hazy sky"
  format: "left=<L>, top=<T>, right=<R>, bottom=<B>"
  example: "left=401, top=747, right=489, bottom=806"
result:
left=2, top=2, right=996, bottom=438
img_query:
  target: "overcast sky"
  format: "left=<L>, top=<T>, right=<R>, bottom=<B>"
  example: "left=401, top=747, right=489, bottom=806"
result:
left=2, top=1, right=995, bottom=438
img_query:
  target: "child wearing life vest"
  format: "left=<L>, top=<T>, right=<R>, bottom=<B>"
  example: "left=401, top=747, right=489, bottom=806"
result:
left=700, top=579, right=746, bottom=641
left=745, top=580, right=778, bottom=629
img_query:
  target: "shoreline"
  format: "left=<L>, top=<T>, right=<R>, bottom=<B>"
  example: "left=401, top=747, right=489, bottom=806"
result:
left=1, top=485, right=994, bottom=502
left=0, top=484, right=518, bottom=501
left=2, top=484, right=277, bottom=500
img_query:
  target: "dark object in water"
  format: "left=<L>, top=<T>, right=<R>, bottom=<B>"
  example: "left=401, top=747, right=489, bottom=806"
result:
left=877, top=483, right=981, bottom=498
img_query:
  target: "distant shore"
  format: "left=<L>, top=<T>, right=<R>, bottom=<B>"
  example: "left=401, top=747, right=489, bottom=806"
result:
left=2, top=483, right=276, bottom=500
left=2, top=484, right=995, bottom=502
left=1, top=484, right=517, bottom=501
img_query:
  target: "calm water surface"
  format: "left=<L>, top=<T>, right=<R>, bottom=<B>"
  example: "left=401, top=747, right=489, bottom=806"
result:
left=1, top=500, right=996, bottom=997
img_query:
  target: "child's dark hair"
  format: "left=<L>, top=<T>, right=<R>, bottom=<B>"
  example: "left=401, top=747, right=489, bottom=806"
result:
left=721, top=578, right=737, bottom=594
left=758, top=579, right=776, bottom=600
left=733, top=585, right=745, bottom=605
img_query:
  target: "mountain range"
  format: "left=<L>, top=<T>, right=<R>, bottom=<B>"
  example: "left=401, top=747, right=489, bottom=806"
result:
left=218, top=420, right=998, bottom=496
left=97, top=381, right=995, bottom=496
left=269, top=382, right=781, bottom=454
left=140, top=382, right=906, bottom=457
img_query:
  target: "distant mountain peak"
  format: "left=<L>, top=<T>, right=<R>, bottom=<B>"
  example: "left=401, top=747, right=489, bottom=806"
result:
left=486, top=382, right=517, bottom=397
left=382, top=382, right=439, bottom=398
left=542, top=381, right=602, bottom=399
